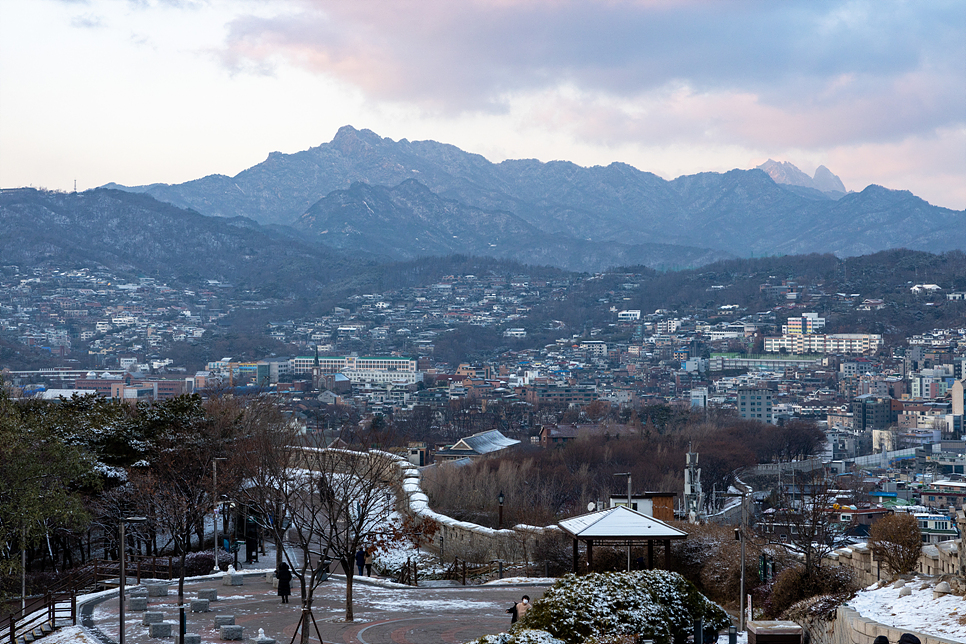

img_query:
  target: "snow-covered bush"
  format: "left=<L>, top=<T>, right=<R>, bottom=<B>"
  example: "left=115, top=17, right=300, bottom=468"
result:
left=473, top=629, right=566, bottom=644
left=518, top=570, right=730, bottom=644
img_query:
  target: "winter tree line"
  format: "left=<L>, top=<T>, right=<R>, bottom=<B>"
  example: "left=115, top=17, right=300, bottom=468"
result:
left=0, top=383, right=415, bottom=635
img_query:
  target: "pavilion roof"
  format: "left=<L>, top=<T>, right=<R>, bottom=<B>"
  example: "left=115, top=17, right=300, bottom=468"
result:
left=558, top=505, right=687, bottom=540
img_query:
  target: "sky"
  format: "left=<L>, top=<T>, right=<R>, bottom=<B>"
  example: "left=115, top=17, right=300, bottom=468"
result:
left=1, top=0, right=964, bottom=210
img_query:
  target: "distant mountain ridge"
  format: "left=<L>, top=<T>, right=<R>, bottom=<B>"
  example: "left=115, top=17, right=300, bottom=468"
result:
left=0, top=188, right=371, bottom=293
left=103, top=126, right=966, bottom=268
left=294, top=179, right=730, bottom=271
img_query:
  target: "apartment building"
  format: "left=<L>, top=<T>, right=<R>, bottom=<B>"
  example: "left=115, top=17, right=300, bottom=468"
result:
left=737, top=387, right=774, bottom=424
left=764, top=333, right=882, bottom=355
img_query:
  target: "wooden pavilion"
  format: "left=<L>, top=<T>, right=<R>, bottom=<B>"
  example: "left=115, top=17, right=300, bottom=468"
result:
left=558, top=505, right=688, bottom=572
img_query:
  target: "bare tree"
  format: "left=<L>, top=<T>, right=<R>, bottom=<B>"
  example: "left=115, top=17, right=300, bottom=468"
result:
left=238, top=422, right=398, bottom=643
left=868, top=513, right=922, bottom=577
left=774, top=468, right=844, bottom=578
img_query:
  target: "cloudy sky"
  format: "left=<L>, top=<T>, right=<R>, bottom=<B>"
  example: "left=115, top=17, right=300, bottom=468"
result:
left=1, top=0, right=964, bottom=209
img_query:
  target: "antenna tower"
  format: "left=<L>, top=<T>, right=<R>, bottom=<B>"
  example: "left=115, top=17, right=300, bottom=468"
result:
left=684, top=442, right=704, bottom=523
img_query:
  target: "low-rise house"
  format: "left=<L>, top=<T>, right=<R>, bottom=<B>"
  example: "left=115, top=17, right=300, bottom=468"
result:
left=435, top=429, right=521, bottom=461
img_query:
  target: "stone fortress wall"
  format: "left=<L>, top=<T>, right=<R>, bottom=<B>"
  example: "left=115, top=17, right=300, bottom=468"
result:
left=801, top=605, right=960, bottom=644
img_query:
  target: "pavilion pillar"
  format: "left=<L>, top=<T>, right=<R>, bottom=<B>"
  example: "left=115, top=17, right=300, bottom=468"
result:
left=647, top=539, right=654, bottom=569
left=664, top=539, right=671, bottom=569
left=572, top=538, right=578, bottom=574
left=587, top=539, right=593, bottom=571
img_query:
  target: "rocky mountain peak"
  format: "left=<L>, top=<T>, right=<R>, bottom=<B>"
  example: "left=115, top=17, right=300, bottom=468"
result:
left=813, top=165, right=847, bottom=193
left=757, top=159, right=846, bottom=195
left=331, top=125, right=384, bottom=154
left=758, top=159, right=814, bottom=188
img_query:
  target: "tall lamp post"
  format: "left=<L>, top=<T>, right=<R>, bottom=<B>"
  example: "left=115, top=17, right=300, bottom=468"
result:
left=614, top=473, right=632, bottom=571
left=498, top=491, right=505, bottom=529
left=119, top=516, right=147, bottom=644
left=723, top=488, right=749, bottom=631
left=211, top=457, right=226, bottom=573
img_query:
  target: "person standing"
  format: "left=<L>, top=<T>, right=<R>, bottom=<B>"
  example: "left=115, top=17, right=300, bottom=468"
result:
left=506, top=595, right=530, bottom=623
left=355, top=547, right=366, bottom=576
left=276, top=562, right=292, bottom=604
left=365, top=549, right=374, bottom=577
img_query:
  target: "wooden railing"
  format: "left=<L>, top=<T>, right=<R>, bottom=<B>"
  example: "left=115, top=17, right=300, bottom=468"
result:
left=3, top=591, right=76, bottom=644
left=0, top=555, right=176, bottom=643
left=442, top=557, right=500, bottom=585
left=394, top=557, right=419, bottom=586
left=1, top=590, right=76, bottom=644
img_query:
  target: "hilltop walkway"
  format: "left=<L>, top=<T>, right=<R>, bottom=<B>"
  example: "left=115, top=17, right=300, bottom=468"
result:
left=80, top=570, right=550, bottom=644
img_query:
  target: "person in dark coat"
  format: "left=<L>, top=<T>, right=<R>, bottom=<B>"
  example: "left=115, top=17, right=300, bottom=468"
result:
left=898, top=635, right=920, bottom=644
left=355, top=548, right=366, bottom=576
left=873, top=636, right=889, bottom=644
left=276, top=562, right=292, bottom=604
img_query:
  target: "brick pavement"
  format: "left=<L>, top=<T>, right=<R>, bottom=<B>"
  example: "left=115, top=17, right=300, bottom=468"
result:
left=81, top=571, right=550, bottom=644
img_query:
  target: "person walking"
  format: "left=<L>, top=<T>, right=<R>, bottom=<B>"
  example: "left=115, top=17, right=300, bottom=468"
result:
left=355, top=547, right=366, bottom=576
left=276, top=562, right=292, bottom=604
left=506, top=595, right=530, bottom=623
left=365, top=549, right=374, bottom=577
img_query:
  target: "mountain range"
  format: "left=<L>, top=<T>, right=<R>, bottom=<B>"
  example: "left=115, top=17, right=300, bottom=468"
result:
left=0, top=188, right=371, bottom=294
left=102, top=126, right=965, bottom=271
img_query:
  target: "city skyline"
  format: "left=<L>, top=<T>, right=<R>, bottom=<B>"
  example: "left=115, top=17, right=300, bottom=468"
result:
left=1, top=0, right=963, bottom=210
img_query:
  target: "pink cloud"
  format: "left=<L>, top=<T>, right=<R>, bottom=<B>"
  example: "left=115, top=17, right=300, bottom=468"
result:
left=216, top=0, right=965, bottom=207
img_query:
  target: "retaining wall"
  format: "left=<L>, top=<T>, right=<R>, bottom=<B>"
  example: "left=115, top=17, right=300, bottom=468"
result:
left=799, top=605, right=960, bottom=644
left=389, top=453, right=558, bottom=563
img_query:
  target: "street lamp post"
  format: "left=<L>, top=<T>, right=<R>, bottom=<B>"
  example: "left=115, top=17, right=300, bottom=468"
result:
left=739, top=491, right=746, bottom=631
left=211, top=457, right=226, bottom=573
left=723, top=488, right=749, bottom=631
left=498, top=490, right=505, bottom=529
left=614, top=473, right=632, bottom=571
left=119, top=516, right=146, bottom=644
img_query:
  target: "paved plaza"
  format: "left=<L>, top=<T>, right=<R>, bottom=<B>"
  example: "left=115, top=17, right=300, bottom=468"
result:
left=81, top=571, right=550, bottom=644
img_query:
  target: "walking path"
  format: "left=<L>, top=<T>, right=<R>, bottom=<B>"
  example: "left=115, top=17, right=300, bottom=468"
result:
left=80, top=570, right=550, bottom=644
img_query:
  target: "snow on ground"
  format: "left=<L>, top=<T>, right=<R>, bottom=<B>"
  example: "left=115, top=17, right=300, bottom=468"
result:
left=484, top=577, right=557, bottom=585
left=365, top=596, right=503, bottom=612
left=42, top=626, right=100, bottom=644
left=847, top=577, right=966, bottom=641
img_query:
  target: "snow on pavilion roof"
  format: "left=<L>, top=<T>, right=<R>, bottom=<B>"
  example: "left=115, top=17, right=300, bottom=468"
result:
left=451, top=429, right=520, bottom=455
left=558, top=505, right=688, bottom=540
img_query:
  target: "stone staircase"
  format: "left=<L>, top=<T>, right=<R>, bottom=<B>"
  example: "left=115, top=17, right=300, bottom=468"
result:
left=14, top=619, right=54, bottom=644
